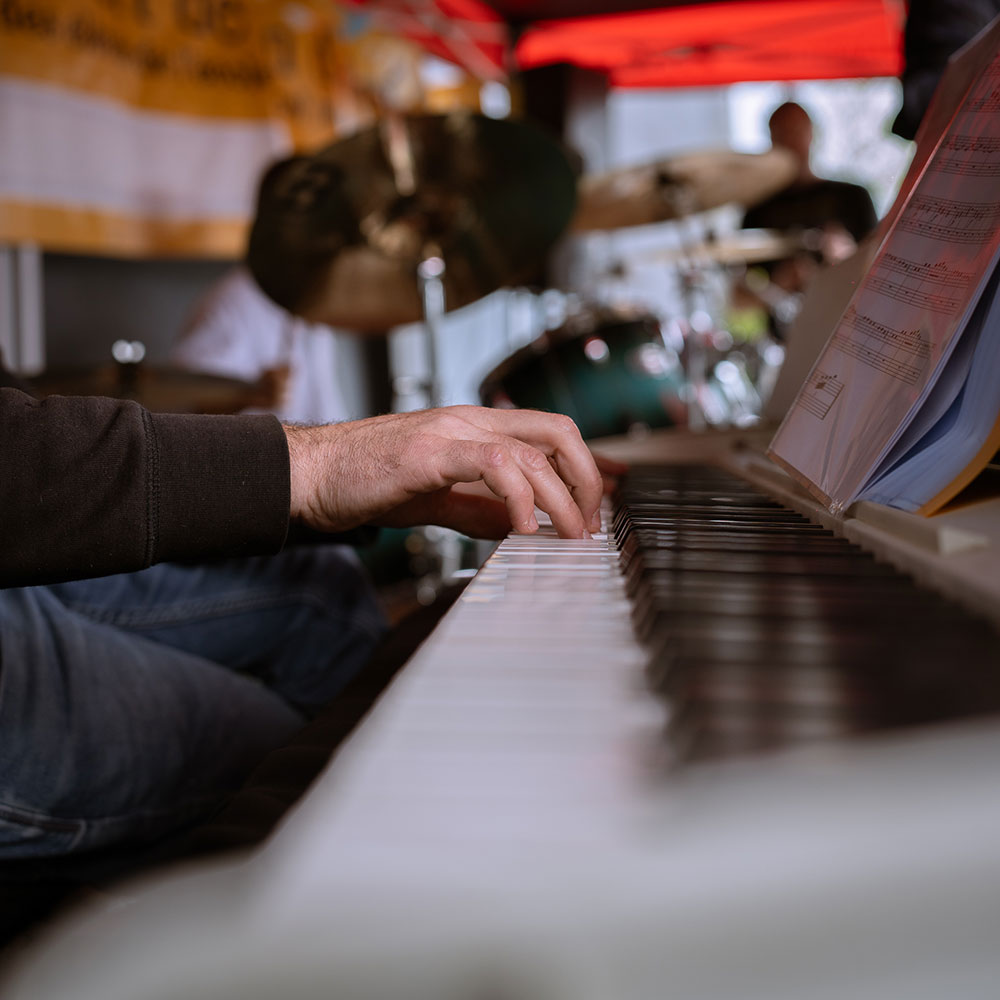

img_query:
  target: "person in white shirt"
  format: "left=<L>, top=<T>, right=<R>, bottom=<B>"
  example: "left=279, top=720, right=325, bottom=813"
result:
left=172, top=265, right=355, bottom=425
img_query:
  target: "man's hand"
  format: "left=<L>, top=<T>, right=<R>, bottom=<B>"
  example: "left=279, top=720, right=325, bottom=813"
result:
left=284, top=406, right=606, bottom=540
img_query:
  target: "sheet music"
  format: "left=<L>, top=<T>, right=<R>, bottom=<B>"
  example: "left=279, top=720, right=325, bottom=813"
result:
left=769, top=29, right=1000, bottom=514
left=856, top=265, right=1000, bottom=512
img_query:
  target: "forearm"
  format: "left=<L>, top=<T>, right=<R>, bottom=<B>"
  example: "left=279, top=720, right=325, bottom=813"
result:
left=1, top=388, right=290, bottom=587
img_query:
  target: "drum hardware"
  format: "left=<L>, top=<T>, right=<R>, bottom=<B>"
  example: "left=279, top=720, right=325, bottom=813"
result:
left=596, top=227, right=814, bottom=428
left=736, top=266, right=805, bottom=338
left=643, top=228, right=811, bottom=267
left=247, top=112, right=579, bottom=334
left=671, top=244, right=729, bottom=432
left=710, top=355, right=762, bottom=427
left=416, top=255, right=447, bottom=407
left=571, top=149, right=797, bottom=232
left=754, top=340, right=787, bottom=410
left=479, top=304, right=689, bottom=441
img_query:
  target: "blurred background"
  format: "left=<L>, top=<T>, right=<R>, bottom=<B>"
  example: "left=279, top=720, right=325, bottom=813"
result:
left=0, top=0, right=918, bottom=600
left=0, top=0, right=912, bottom=397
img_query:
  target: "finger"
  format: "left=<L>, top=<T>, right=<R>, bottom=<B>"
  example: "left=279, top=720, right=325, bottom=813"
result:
left=453, top=438, right=586, bottom=538
left=550, top=454, right=603, bottom=531
left=502, top=439, right=589, bottom=539
left=467, top=409, right=603, bottom=529
left=441, top=439, right=540, bottom=534
left=557, top=446, right=603, bottom=531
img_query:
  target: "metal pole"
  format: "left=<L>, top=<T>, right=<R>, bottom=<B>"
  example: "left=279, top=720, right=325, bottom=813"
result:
left=0, top=243, right=45, bottom=375
left=417, top=255, right=446, bottom=408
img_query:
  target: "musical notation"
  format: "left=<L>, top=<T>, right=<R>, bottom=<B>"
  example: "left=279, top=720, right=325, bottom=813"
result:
left=898, top=195, right=1000, bottom=245
left=937, top=134, right=1000, bottom=178
left=866, top=277, right=962, bottom=314
left=968, top=86, right=1000, bottom=114
left=907, top=195, right=1000, bottom=221
left=834, top=309, right=929, bottom=385
left=937, top=157, right=1000, bottom=178
left=867, top=254, right=973, bottom=314
left=942, top=134, right=1000, bottom=154
left=878, top=253, right=975, bottom=288
left=898, top=218, right=996, bottom=245
left=797, top=370, right=843, bottom=420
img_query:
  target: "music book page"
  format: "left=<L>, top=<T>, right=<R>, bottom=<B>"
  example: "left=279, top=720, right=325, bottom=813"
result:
left=768, top=21, right=1000, bottom=515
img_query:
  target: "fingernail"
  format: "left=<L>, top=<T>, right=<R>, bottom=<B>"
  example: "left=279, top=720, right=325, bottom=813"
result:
left=590, top=511, right=602, bottom=532
left=527, top=513, right=538, bottom=531
left=582, top=529, right=592, bottom=540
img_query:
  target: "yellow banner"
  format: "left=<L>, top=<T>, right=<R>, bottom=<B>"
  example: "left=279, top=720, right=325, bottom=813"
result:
left=0, top=0, right=396, bottom=145
left=0, top=0, right=478, bottom=256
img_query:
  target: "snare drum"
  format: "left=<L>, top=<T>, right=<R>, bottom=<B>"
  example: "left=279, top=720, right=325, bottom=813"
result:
left=479, top=306, right=687, bottom=440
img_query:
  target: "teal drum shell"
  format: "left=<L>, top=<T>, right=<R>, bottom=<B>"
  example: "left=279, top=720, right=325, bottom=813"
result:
left=479, top=310, right=687, bottom=441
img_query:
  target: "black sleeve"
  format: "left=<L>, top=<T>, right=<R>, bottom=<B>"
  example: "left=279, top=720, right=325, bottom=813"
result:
left=1, top=389, right=291, bottom=587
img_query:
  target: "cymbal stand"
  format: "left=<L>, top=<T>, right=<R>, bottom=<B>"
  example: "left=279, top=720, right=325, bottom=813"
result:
left=672, top=232, right=721, bottom=433
left=662, top=201, right=717, bottom=430
left=380, top=109, right=446, bottom=412
left=416, top=255, right=446, bottom=408
left=414, top=253, right=464, bottom=597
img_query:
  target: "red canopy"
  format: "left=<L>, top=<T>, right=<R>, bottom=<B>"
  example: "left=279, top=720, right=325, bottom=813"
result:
left=345, top=0, right=509, bottom=80
left=347, top=1, right=906, bottom=87
left=514, top=0, right=905, bottom=87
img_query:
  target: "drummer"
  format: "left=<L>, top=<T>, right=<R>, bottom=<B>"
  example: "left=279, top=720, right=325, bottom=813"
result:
left=737, top=102, right=877, bottom=337
left=172, top=263, right=361, bottom=426
left=172, top=158, right=371, bottom=427
left=741, top=102, right=877, bottom=256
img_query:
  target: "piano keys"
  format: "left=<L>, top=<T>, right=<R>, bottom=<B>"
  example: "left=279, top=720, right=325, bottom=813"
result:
left=7, top=429, right=1000, bottom=1000
left=615, top=462, right=1000, bottom=763
left=256, top=428, right=1000, bottom=858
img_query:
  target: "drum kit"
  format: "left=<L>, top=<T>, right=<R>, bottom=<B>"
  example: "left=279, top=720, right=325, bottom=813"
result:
left=245, top=110, right=801, bottom=433
left=34, top=110, right=802, bottom=433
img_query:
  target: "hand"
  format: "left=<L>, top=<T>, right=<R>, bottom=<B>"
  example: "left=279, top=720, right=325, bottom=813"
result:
left=381, top=445, right=628, bottom=539
left=284, top=406, right=605, bottom=540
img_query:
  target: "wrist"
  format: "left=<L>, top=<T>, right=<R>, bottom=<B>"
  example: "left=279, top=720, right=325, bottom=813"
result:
left=284, top=423, right=325, bottom=526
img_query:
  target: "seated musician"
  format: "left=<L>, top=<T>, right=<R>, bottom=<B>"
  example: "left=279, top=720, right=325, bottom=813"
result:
left=171, top=263, right=359, bottom=426
left=738, top=102, right=878, bottom=339
left=171, top=158, right=373, bottom=427
left=0, top=385, right=604, bottom=871
left=742, top=101, right=877, bottom=256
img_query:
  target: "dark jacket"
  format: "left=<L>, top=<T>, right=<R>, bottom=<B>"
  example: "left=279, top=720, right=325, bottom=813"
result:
left=1, top=388, right=290, bottom=588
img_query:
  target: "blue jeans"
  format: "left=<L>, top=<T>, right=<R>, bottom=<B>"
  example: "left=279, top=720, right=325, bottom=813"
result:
left=0, top=546, right=386, bottom=860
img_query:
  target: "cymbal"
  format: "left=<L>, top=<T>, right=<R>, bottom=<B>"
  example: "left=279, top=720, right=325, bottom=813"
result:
left=571, top=148, right=797, bottom=231
left=30, top=365, right=266, bottom=414
left=648, top=228, right=812, bottom=266
left=247, top=112, right=578, bottom=331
